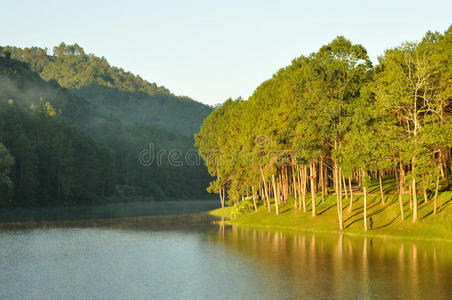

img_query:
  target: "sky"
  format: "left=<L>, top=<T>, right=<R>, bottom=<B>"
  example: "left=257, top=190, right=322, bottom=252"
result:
left=1, top=0, right=450, bottom=106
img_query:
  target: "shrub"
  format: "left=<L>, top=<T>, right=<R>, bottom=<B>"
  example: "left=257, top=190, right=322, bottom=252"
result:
left=231, top=199, right=254, bottom=219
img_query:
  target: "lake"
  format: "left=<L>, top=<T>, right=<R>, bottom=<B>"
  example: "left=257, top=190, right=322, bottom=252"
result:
left=0, top=201, right=451, bottom=299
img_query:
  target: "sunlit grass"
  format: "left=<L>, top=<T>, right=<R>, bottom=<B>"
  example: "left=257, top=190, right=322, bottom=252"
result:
left=211, top=181, right=452, bottom=241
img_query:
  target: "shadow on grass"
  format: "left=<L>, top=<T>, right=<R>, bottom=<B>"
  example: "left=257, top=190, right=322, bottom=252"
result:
left=344, top=197, right=380, bottom=223
left=435, top=197, right=452, bottom=215
left=373, top=216, right=399, bottom=229
left=367, top=176, right=399, bottom=195
left=345, top=196, right=398, bottom=229
left=317, top=203, right=336, bottom=215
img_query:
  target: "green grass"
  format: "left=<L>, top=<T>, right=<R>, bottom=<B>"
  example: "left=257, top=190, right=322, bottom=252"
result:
left=209, top=206, right=233, bottom=219
left=210, top=180, right=452, bottom=242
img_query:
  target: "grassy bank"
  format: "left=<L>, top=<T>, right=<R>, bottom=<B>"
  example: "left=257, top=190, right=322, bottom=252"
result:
left=209, top=181, right=452, bottom=242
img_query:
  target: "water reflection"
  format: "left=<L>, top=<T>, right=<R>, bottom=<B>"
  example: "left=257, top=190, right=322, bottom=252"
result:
left=0, top=213, right=451, bottom=299
left=207, top=225, right=452, bottom=299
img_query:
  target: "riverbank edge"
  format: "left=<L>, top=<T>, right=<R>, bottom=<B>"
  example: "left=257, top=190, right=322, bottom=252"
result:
left=209, top=206, right=452, bottom=243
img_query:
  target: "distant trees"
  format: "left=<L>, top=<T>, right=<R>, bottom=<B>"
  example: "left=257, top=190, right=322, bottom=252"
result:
left=0, top=99, right=116, bottom=206
left=2, top=43, right=212, bottom=135
left=195, top=26, right=452, bottom=228
left=0, top=47, right=212, bottom=208
left=0, top=142, right=14, bottom=205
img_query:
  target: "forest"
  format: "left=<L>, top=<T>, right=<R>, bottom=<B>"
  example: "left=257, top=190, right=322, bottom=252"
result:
left=195, top=26, right=452, bottom=229
left=0, top=45, right=213, bottom=208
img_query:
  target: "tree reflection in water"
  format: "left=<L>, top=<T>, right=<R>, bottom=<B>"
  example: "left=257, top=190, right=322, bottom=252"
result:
left=208, top=224, right=452, bottom=299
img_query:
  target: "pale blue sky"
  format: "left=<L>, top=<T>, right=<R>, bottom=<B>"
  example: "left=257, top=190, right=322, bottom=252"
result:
left=1, top=0, right=450, bottom=105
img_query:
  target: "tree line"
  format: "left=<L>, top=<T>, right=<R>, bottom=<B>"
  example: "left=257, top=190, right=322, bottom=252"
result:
left=0, top=47, right=212, bottom=208
left=195, top=26, right=452, bottom=229
left=1, top=43, right=212, bottom=135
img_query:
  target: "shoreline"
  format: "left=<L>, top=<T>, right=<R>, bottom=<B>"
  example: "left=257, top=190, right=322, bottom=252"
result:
left=209, top=191, right=452, bottom=243
left=0, top=212, right=219, bottom=231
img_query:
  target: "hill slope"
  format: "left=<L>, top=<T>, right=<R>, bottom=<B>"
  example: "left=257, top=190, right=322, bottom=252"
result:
left=0, top=51, right=211, bottom=207
left=1, top=43, right=212, bottom=135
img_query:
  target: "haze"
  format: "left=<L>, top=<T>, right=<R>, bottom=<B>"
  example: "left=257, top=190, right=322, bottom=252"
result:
left=1, top=0, right=451, bottom=105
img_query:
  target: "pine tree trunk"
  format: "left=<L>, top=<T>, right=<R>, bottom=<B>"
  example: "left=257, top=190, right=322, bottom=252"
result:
left=399, top=163, right=405, bottom=196
left=300, top=167, right=307, bottom=212
left=379, top=169, right=385, bottom=204
left=423, top=185, right=428, bottom=204
left=342, top=175, right=348, bottom=198
left=348, top=175, right=353, bottom=212
left=292, top=165, right=298, bottom=209
left=220, top=186, right=225, bottom=208
left=398, top=188, right=404, bottom=221
left=409, top=183, right=413, bottom=210
left=310, top=162, right=316, bottom=217
left=252, top=186, right=258, bottom=212
left=260, top=167, right=271, bottom=212
left=320, top=158, right=325, bottom=202
left=446, top=149, right=451, bottom=186
left=393, top=165, right=402, bottom=221
left=338, top=167, right=343, bottom=228
left=422, top=172, right=428, bottom=203
left=439, top=151, right=445, bottom=178
left=364, top=186, right=368, bottom=231
left=433, top=175, right=439, bottom=214
left=284, top=166, right=289, bottom=204
left=411, top=156, right=418, bottom=223
left=272, top=174, right=279, bottom=215
left=334, top=161, right=343, bottom=229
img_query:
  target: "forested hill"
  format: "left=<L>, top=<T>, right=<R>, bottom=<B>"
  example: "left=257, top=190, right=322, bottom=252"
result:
left=1, top=43, right=212, bottom=135
left=0, top=52, right=211, bottom=208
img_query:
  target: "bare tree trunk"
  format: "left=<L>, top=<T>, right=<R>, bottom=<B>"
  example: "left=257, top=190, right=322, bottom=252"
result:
left=334, top=160, right=343, bottom=230
left=348, top=175, right=353, bottom=212
left=260, top=166, right=271, bottom=212
left=394, top=164, right=400, bottom=194
left=423, top=186, right=428, bottom=204
left=292, top=164, right=298, bottom=209
left=310, top=162, right=316, bottom=217
left=272, top=174, right=279, bottom=215
left=251, top=186, right=258, bottom=212
left=439, top=151, right=445, bottom=178
left=443, top=149, right=451, bottom=186
left=337, top=166, right=343, bottom=229
left=300, top=167, right=307, bottom=212
left=342, top=175, right=348, bottom=199
left=379, top=169, right=385, bottom=204
left=398, top=189, right=404, bottom=221
left=409, top=183, right=413, bottom=210
left=422, top=173, right=428, bottom=203
left=412, top=157, right=418, bottom=223
left=220, top=185, right=225, bottom=208
left=364, top=186, right=368, bottom=231
left=320, top=158, right=325, bottom=202
left=284, top=166, right=289, bottom=204
left=394, top=164, right=403, bottom=221
left=434, top=175, right=440, bottom=214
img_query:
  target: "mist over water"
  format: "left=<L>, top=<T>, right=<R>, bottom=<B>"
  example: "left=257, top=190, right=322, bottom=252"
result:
left=1, top=203, right=451, bottom=300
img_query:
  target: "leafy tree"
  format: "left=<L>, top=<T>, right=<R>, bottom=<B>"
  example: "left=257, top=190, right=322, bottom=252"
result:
left=0, top=142, right=14, bottom=205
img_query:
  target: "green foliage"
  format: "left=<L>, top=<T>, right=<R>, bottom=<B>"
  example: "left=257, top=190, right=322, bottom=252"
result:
left=196, top=26, right=452, bottom=218
left=1, top=43, right=212, bottom=135
left=0, top=100, right=116, bottom=206
left=0, top=142, right=14, bottom=205
left=231, top=199, right=254, bottom=219
left=0, top=46, right=212, bottom=208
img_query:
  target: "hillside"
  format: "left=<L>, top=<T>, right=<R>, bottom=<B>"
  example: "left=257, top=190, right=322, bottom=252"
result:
left=0, top=51, right=211, bottom=208
left=1, top=43, right=212, bottom=135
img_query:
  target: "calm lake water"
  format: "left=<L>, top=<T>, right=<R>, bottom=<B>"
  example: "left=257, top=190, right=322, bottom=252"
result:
left=1, top=202, right=451, bottom=299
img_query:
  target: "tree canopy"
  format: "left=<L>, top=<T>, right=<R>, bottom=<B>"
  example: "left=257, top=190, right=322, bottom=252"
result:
left=196, top=26, right=452, bottom=228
